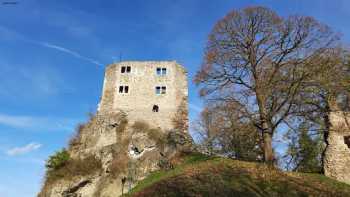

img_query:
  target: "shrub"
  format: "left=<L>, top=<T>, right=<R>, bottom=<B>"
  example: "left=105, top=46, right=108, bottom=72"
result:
left=45, top=154, right=102, bottom=184
left=110, top=152, right=129, bottom=177
left=132, top=121, right=150, bottom=133
left=147, top=128, right=166, bottom=148
left=45, top=149, right=70, bottom=170
left=69, top=123, right=85, bottom=147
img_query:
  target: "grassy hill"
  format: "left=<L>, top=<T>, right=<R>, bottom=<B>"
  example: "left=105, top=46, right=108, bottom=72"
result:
left=124, top=153, right=350, bottom=197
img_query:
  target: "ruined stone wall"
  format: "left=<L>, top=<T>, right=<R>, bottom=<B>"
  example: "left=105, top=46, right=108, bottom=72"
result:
left=324, top=111, right=350, bottom=184
left=98, top=61, right=188, bottom=131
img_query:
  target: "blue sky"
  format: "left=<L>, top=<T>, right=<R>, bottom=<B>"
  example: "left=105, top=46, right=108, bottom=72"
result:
left=0, top=0, right=349, bottom=196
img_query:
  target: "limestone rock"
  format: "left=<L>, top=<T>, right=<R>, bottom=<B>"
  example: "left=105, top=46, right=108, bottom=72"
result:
left=39, top=113, right=195, bottom=197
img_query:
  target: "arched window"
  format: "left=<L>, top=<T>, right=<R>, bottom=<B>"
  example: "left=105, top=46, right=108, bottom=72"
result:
left=152, top=105, right=159, bottom=112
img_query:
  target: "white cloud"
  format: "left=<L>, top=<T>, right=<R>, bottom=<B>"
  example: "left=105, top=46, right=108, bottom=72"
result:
left=38, top=42, right=103, bottom=66
left=0, top=114, right=37, bottom=129
left=0, top=113, right=79, bottom=132
left=6, top=142, right=42, bottom=156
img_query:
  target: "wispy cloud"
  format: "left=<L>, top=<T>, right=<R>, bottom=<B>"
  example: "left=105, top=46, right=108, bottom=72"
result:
left=0, top=114, right=37, bottom=129
left=6, top=142, right=42, bottom=156
left=0, top=113, right=79, bottom=132
left=38, top=42, right=103, bottom=66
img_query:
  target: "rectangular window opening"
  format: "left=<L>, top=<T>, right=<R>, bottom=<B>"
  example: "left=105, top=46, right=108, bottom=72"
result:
left=119, top=85, right=129, bottom=94
left=156, top=68, right=161, bottom=75
left=161, top=86, right=166, bottom=94
left=121, top=66, right=126, bottom=73
left=155, top=86, right=161, bottom=94
left=126, top=66, right=131, bottom=73
left=162, top=68, right=167, bottom=75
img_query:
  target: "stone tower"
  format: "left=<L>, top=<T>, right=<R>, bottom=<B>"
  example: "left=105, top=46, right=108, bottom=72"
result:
left=324, top=110, right=350, bottom=184
left=98, top=61, right=188, bottom=131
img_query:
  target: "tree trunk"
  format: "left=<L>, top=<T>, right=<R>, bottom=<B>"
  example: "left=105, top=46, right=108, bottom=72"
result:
left=263, top=130, right=274, bottom=164
left=256, top=90, right=275, bottom=164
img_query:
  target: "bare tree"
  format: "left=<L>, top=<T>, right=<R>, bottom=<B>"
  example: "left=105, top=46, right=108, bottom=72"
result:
left=290, top=48, right=350, bottom=171
left=194, top=100, right=262, bottom=161
left=195, top=6, right=339, bottom=164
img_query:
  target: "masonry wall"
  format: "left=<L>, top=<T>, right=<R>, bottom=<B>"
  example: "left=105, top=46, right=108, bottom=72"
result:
left=98, top=61, right=188, bottom=131
left=324, top=111, right=350, bottom=184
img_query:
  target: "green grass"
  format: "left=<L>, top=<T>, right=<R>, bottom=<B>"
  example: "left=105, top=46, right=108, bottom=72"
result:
left=124, top=153, right=350, bottom=197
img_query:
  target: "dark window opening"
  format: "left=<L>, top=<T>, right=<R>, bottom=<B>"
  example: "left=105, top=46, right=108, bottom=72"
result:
left=119, top=85, right=129, bottom=93
left=121, top=66, right=131, bottom=73
left=155, top=86, right=166, bottom=94
left=156, top=67, right=161, bottom=75
left=156, top=67, right=167, bottom=76
left=344, top=136, right=350, bottom=148
left=153, top=105, right=159, bottom=112
left=121, top=66, right=126, bottom=73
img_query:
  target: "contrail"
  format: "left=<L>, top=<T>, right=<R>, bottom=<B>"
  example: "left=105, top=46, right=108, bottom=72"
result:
left=38, top=42, right=103, bottom=66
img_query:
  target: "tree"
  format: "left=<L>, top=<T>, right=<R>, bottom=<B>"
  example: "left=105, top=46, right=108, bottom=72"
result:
left=194, top=100, right=262, bottom=161
left=195, top=6, right=339, bottom=164
left=292, top=48, right=350, bottom=171
left=283, top=122, right=323, bottom=172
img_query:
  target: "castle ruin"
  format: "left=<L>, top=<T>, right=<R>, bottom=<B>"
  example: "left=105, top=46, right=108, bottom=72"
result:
left=324, top=107, right=350, bottom=184
left=98, top=61, right=188, bottom=131
left=38, top=61, right=192, bottom=197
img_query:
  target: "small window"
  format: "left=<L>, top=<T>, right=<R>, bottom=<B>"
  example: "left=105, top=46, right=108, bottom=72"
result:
left=162, top=68, right=167, bottom=75
left=152, top=105, right=159, bottom=112
left=119, top=85, right=129, bottom=94
left=155, top=86, right=161, bottom=94
left=155, top=86, right=166, bottom=95
left=156, top=68, right=162, bottom=75
left=121, top=66, right=126, bottom=73
left=156, top=67, right=167, bottom=76
left=121, top=66, right=131, bottom=73
left=161, top=86, right=166, bottom=94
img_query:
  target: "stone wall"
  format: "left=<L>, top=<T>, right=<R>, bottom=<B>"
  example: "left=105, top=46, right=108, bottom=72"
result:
left=324, top=111, right=350, bottom=184
left=98, top=61, right=188, bottom=131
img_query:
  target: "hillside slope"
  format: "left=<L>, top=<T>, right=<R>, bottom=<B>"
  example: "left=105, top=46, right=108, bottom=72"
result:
left=125, top=154, right=350, bottom=197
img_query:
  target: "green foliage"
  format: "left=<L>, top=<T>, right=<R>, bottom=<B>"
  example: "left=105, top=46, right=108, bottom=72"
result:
left=45, top=148, right=70, bottom=170
left=283, top=122, right=324, bottom=173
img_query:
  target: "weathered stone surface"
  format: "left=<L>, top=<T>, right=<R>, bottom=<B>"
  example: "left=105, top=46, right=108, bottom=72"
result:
left=98, top=61, right=188, bottom=131
left=324, top=111, right=350, bottom=184
left=39, top=61, right=191, bottom=196
left=39, top=116, right=194, bottom=197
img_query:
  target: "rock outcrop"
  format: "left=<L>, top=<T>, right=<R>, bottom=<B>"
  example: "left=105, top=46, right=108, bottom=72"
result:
left=38, top=112, right=195, bottom=197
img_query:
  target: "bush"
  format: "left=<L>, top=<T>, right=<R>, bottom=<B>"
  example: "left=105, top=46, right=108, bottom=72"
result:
left=132, top=121, right=150, bottom=133
left=69, top=123, right=85, bottom=147
left=45, top=149, right=70, bottom=170
left=45, top=154, right=102, bottom=184
left=147, top=128, right=166, bottom=147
